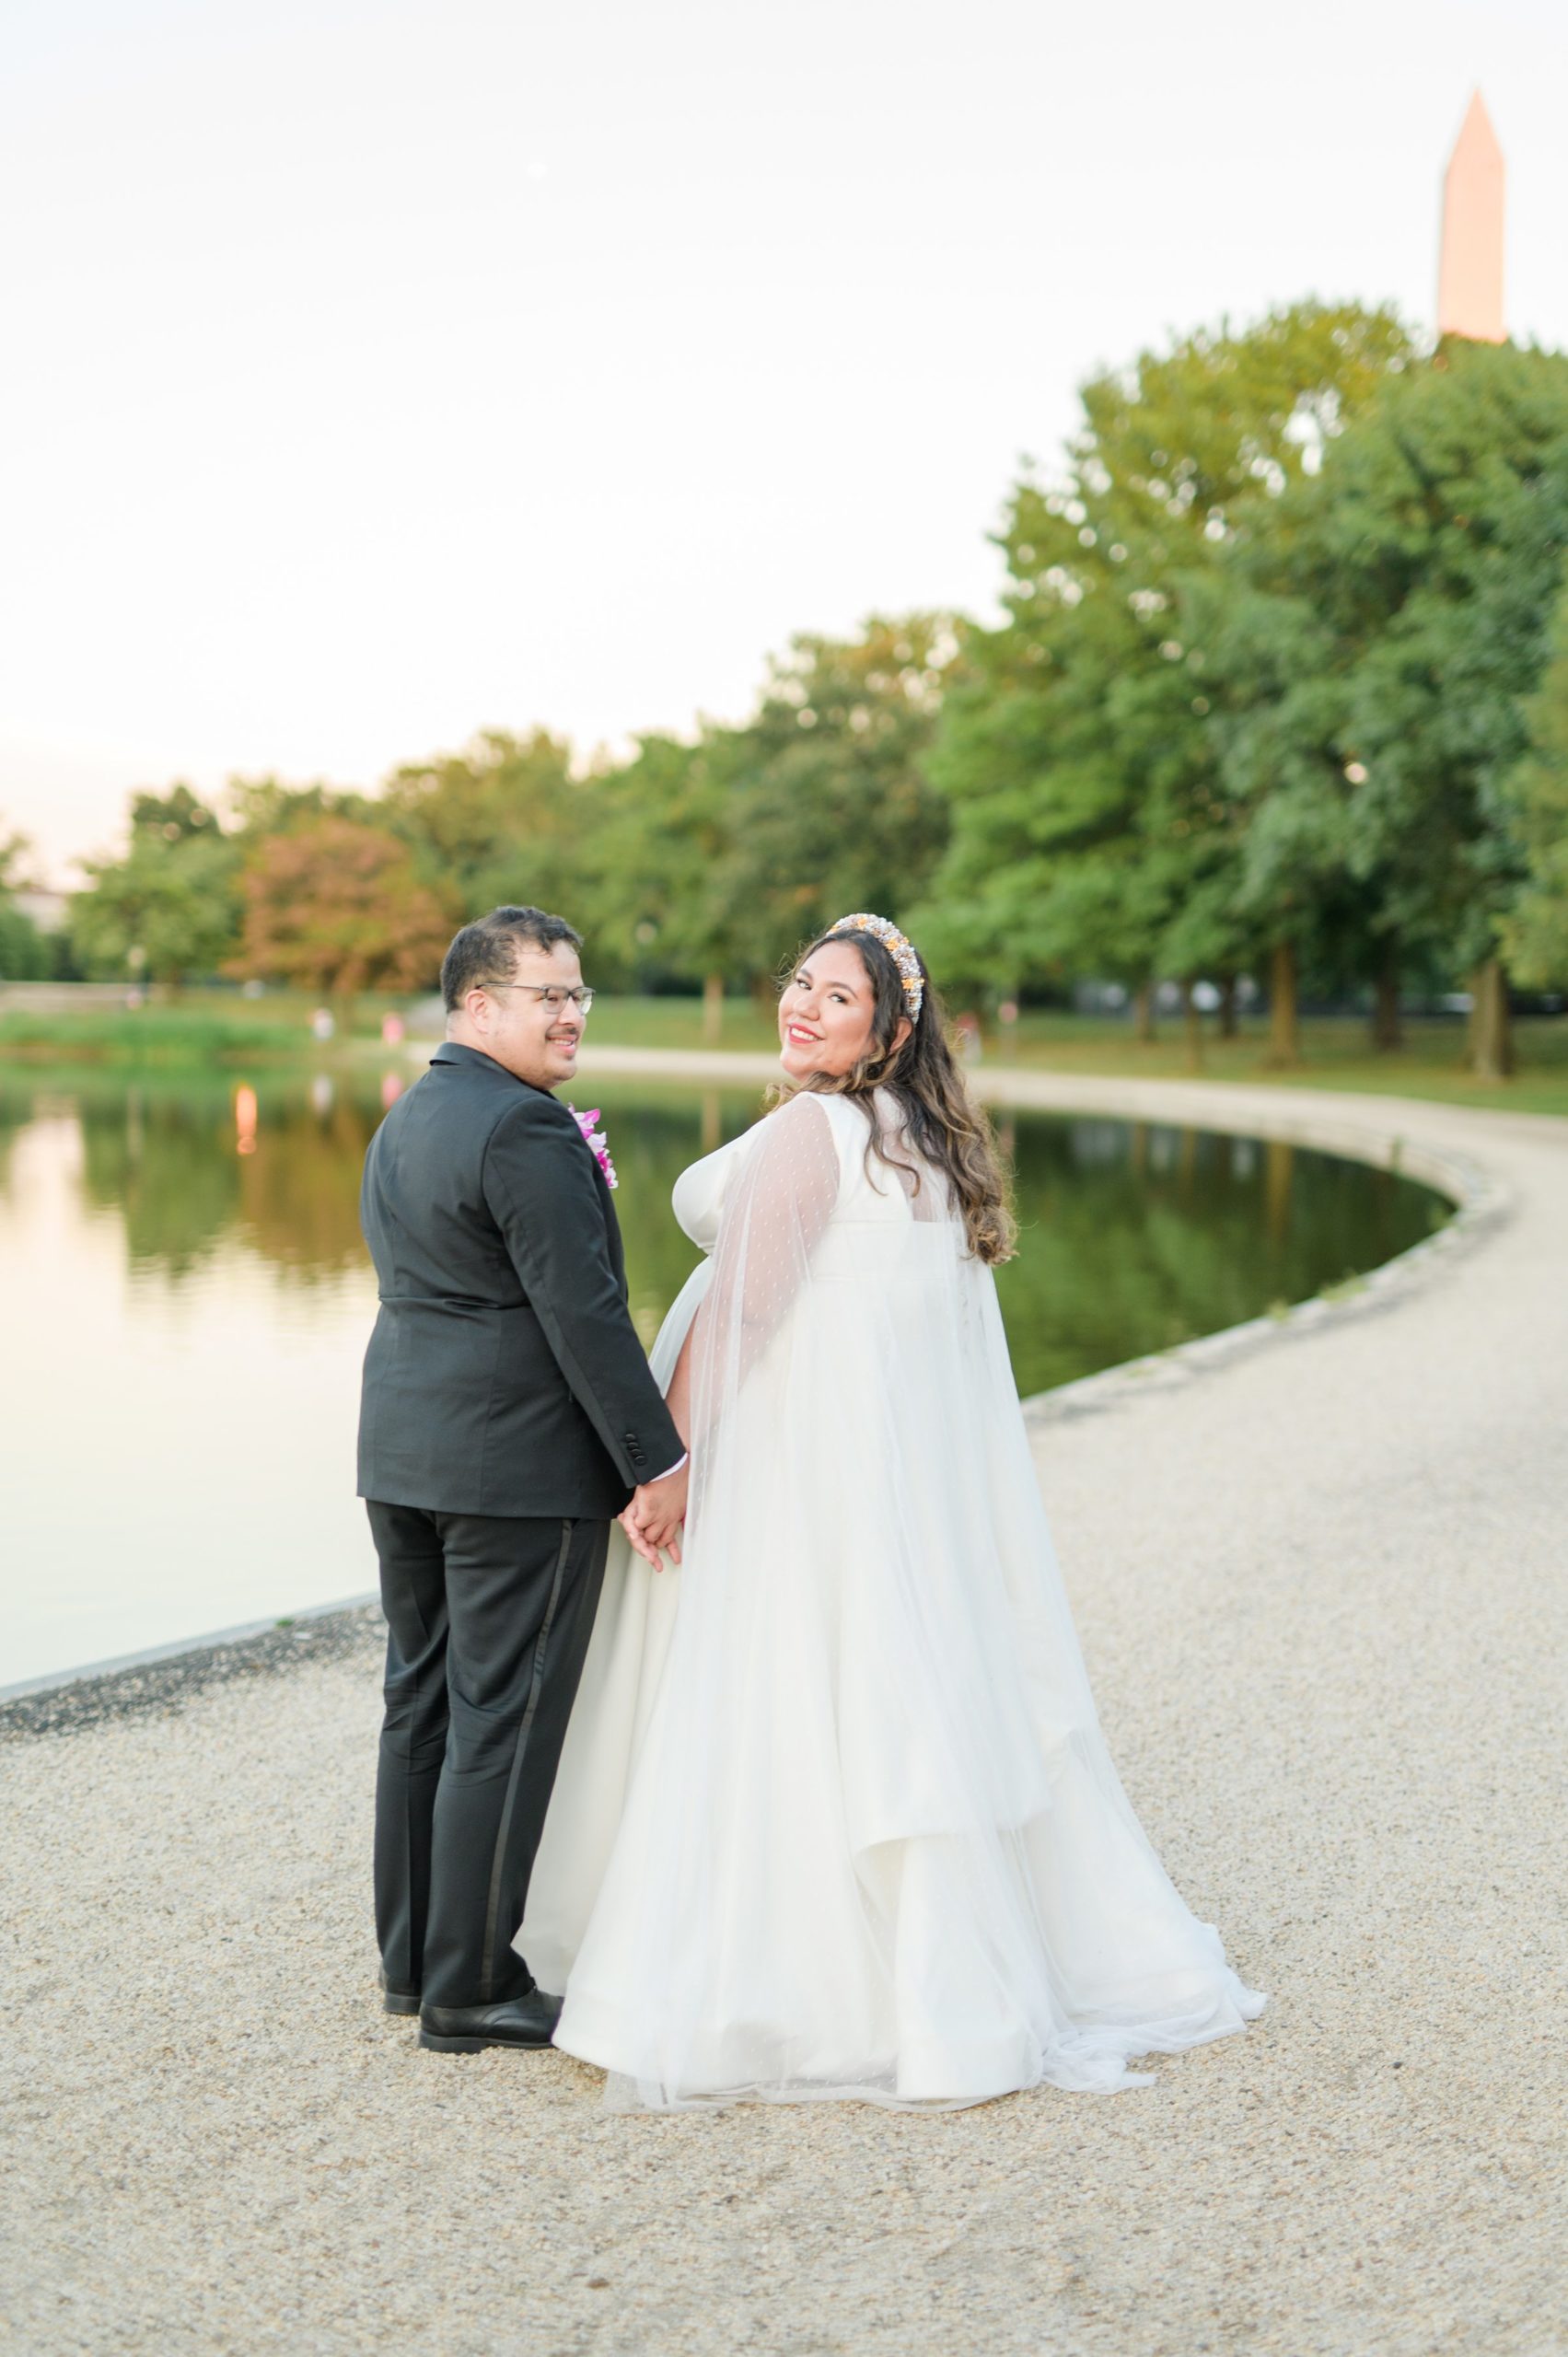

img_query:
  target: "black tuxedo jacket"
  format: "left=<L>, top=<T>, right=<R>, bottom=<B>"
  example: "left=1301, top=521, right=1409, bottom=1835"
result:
left=356, top=1043, right=683, bottom=1518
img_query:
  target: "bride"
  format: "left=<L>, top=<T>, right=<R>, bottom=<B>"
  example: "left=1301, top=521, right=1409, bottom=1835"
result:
left=517, top=912, right=1264, bottom=2108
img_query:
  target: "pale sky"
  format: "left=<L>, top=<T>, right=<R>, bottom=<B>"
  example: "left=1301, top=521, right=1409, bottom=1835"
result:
left=4, top=0, right=1565, bottom=880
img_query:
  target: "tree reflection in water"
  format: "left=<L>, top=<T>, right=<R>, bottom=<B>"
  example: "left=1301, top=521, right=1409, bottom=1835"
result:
left=0, top=1071, right=1449, bottom=1387
left=0, top=1068, right=1456, bottom=1685
left=57, top=1073, right=384, bottom=1283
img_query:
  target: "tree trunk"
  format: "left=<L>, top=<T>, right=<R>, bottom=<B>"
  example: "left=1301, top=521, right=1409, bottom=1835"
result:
left=1180, top=978, right=1204, bottom=1072
left=702, top=970, right=724, bottom=1046
left=1132, top=981, right=1156, bottom=1042
left=1265, top=941, right=1301, bottom=1067
left=1217, top=975, right=1239, bottom=1039
left=1371, top=942, right=1402, bottom=1051
left=1264, top=1139, right=1295, bottom=1244
left=1468, top=957, right=1515, bottom=1080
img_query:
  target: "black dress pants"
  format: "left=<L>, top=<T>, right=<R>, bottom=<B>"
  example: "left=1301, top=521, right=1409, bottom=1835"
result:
left=366, top=1502, right=610, bottom=2010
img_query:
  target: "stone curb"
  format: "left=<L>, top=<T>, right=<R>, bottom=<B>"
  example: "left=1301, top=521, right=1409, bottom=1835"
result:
left=0, top=1596, right=383, bottom=1743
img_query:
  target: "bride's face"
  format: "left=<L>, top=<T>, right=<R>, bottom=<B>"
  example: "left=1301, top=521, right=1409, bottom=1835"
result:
left=779, top=941, right=891, bottom=1079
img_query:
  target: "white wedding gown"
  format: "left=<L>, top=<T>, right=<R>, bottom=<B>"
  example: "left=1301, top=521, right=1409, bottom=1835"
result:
left=519, top=1087, right=1264, bottom=2108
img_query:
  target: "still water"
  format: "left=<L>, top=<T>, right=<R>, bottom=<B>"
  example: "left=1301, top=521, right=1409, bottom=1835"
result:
left=0, top=1065, right=1447, bottom=1686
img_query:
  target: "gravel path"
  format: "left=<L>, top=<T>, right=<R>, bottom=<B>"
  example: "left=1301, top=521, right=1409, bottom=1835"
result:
left=4, top=1079, right=1564, bottom=2357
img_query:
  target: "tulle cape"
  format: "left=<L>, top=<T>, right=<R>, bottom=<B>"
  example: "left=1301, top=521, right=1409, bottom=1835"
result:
left=521, top=1088, right=1263, bottom=2108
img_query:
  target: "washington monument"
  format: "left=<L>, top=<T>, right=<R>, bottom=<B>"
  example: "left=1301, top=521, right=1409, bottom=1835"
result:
left=1438, top=91, right=1505, bottom=343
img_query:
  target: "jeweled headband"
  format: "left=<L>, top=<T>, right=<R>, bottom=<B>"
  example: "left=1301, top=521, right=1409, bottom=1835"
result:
left=830, top=911, right=925, bottom=1023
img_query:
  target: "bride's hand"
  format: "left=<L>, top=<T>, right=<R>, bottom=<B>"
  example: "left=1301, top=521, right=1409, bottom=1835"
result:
left=620, top=1504, right=668, bottom=1573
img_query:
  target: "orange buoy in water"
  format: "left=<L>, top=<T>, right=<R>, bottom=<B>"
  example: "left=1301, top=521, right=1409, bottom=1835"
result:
left=235, top=1084, right=259, bottom=1156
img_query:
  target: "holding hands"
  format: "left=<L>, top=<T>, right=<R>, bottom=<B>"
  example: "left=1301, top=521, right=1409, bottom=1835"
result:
left=620, top=1457, right=688, bottom=1572
left=621, top=1329, right=695, bottom=1572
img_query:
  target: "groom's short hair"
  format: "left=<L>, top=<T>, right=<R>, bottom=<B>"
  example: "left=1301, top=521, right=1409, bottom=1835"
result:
left=441, top=906, right=584, bottom=1010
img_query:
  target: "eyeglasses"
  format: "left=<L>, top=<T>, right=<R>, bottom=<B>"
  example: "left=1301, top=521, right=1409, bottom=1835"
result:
left=486, top=982, right=596, bottom=1013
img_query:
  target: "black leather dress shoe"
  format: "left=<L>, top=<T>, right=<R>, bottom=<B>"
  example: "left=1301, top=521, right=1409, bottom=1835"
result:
left=378, top=1966, right=421, bottom=2017
left=418, top=1987, right=563, bottom=2053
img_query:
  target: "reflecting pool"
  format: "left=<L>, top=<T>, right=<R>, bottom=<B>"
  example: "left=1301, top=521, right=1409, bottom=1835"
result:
left=0, top=1065, right=1447, bottom=1685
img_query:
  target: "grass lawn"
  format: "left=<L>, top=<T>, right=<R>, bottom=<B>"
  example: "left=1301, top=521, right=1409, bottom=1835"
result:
left=3, top=988, right=1564, bottom=1118
left=580, top=1000, right=1568, bottom=1119
left=0, top=989, right=413, bottom=1064
left=0, top=1005, right=309, bottom=1064
left=982, top=1010, right=1568, bottom=1120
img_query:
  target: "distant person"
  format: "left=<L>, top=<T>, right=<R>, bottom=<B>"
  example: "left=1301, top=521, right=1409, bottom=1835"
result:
left=356, top=906, right=686, bottom=2055
left=521, top=913, right=1264, bottom=2107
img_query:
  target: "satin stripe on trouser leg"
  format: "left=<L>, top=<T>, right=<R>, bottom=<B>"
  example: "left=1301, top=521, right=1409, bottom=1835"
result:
left=368, top=1500, right=448, bottom=1999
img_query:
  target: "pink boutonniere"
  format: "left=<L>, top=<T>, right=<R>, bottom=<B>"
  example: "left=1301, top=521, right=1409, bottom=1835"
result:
left=568, top=1105, right=618, bottom=1190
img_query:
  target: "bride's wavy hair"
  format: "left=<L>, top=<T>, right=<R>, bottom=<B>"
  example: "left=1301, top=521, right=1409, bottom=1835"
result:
left=777, top=925, right=1016, bottom=1266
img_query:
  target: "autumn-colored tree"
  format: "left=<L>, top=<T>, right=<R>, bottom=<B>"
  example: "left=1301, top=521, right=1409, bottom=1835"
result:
left=231, top=816, right=457, bottom=998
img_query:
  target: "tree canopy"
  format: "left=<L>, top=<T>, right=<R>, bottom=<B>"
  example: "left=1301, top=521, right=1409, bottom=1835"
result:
left=1502, top=578, right=1568, bottom=991
left=230, top=816, right=457, bottom=997
left=914, top=303, right=1415, bottom=1020
left=0, top=825, right=52, bottom=979
left=54, top=301, right=1568, bottom=1071
left=70, top=786, right=243, bottom=986
left=1204, top=337, right=1568, bottom=1068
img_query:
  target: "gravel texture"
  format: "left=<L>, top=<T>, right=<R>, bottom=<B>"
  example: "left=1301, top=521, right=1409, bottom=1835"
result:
left=0, top=1605, right=381, bottom=1744
left=3, top=1077, right=1564, bottom=2357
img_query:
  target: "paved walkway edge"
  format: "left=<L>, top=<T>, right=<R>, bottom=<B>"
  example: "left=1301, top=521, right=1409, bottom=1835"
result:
left=0, top=1597, right=382, bottom=1736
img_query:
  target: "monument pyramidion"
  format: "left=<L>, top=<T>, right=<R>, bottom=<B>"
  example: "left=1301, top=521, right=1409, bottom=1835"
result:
left=1438, top=90, right=1505, bottom=344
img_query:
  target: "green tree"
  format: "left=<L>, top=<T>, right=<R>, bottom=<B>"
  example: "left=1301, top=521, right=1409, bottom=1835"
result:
left=720, top=614, right=958, bottom=975
left=0, top=826, right=50, bottom=979
left=230, top=815, right=457, bottom=999
left=918, top=302, right=1415, bottom=1051
left=69, top=786, right=243, bottom=985
left=226, top=776, right=371, bottom=842
left=1209, top=339, right=1568, bottom=1076
left=586, top=616, right=958, bottom=1027
left=591, top=731, right=747, bottom=1032
left=380, top=729, right=606, bottom=923
left=127, top=783, right=224, bottom=843
left=1500, top=581, right=1568, bottom=990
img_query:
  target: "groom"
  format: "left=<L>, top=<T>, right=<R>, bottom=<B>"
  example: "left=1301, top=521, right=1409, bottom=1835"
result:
left=357, top=905, right=688, bottom=2054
